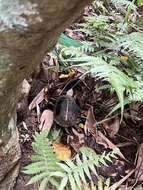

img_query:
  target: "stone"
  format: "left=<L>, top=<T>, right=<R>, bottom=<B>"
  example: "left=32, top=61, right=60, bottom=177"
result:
left=0, top=0, right=91, bottom=189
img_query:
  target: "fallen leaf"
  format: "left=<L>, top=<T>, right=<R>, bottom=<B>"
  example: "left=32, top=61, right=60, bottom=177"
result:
left=103, top=117, right=120, bottom=138
left=79, top=123, right=84, bottom=129
left=42, top=52, right=59, bottom=82
left=29, top=88, right=44, bottom=110
left=135, top=144, right=143, bottom=182
left=84, top=108, right=124, bottom=159
left=120, top=56, right=129, bottom=62
left=84, top=106, right=97, bottom=136
left=110, top=169, right=135, bottom=190
left=53, top=143, right=71, bottom=161
left=59, top=69, right=75, bottom=79
left=65, top=29, right=84, bottom=40
left=39, top=110, right=53, bottom=132
left=68, top=128, right=85, bottom=152
left=96, top=131, right=125, bottom=159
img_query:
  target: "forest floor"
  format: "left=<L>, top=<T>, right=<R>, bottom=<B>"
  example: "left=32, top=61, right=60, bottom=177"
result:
left=15, top=4, right=143, bottom=190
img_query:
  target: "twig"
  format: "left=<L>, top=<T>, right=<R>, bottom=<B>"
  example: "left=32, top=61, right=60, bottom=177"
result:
left=96, top=114, right=118, bottom=125
left=131, top=159, right=143, bottom=189
left=109, top=169, right=135, bottom=190
left=116, top=142, right=135, bottom=148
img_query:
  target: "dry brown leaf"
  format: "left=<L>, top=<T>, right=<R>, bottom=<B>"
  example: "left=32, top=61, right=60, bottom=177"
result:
left=65, top=29, right=84, bottom=40
left=110, top=169, right=135, bottom=190
left=103, top=117, right=120, bottom=138
left=84, top=106, right=96, bottom=135
left=68, top=128, right=85, bottom=152
left=84, top=107, right=124, bottom=159
left=53, top=143, right=71, bottom=161
left=135, top=144, right=143, bottom=182
left=96, top=131, right=125, bottom=159
left=39, top=110, right=53, bottom=132
left=29, top=88, right=44, bottom=110
left=42, top=53, right=59, bottom=82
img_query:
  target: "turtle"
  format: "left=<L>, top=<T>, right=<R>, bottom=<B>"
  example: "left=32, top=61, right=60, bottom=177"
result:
left=54, top=95, right=80, bottom=127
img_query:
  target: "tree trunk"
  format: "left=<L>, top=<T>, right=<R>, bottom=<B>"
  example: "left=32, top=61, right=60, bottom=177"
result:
left=0, top=0, right=91, bottom=189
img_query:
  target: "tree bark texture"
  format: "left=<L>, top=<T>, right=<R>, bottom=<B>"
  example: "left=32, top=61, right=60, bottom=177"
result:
left=0, top=0, right=91, bottom=189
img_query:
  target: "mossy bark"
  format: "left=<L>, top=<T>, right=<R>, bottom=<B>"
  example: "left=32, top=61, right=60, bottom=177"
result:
left=0, top=0, right=91, bottom=189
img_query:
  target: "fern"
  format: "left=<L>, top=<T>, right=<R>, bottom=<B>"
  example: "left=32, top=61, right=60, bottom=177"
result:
left=59, top=48, right=143, bottom=116
left=82, top=177, right=111, bottom=190
left=111, top=0, right=137, bottom=10
left=79, top=41, right=96, bottom=53
left=24, top=132, right=118, bottom=190
left=57, top=6, right=143, bottom=116
left=23, top=132, right=61, bottom=189
left=112, top=32, right=143, bottom=60
left=54, top=147, right=117, bottom=190
left=76, top=15, right=114, bottom=47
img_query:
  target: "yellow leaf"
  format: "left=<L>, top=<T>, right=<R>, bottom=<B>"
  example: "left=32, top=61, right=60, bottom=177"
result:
left=120, top=56, right=129, bottom=62
left=79, top=123, right=84, bottom=128
left=59, top=69, right=75, bottom=79
left=53, top=143, right=71, bottom=161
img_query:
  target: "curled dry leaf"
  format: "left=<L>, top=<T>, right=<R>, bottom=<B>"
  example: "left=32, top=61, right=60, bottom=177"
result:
left=102, top=117, right=120, bottom=138
left=135, top=143, right=143, bottom=182
left=65, top=29, right=83, bottom=40
left=84, top=106, right=96, bottom=136
left=84, top=107, right=124, bottom=159
left=42, top=52, right=59, bottom=82
left=59, top=69, right=76, bottom=80
left=110, top=169, right=135, bottom=190
left=53, top=143, right=71, bottom=161
left=29, top=88, right=44, bottom=110
left=68, top=128, right=85, bottom=152
left=96, top=131, right=125, bottom=159
left=39, top=110, right=53, bottom=132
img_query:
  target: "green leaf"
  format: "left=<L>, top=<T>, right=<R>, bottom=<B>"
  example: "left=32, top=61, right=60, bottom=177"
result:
left=59, top=177, right=68, bottom=190
left=58, top=33, right=82, bottom=47
left=69, top=173, right=76, bottom=190
left=137, top=0, right=143, bottom=6
left=73, top=171, right=82, bottom=190
left=26, top=172, right=49, bottom=185
left=39, top=178, right=49, bottom=190
left=58, top=163, right=71, bottom=173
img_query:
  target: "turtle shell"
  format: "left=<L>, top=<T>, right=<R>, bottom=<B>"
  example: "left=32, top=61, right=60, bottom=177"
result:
left=54, top=95, right=80, bottom=127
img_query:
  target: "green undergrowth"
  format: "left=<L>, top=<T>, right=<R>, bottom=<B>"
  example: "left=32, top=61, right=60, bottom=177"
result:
left=24, top=131, right=119, bottom=190
left=57, top=0, right=143, bottom=117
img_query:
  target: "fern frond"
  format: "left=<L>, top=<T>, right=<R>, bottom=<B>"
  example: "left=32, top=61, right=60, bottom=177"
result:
left=81, top=177, right=111, bottom=190
left=79, top=41, right=95, bottom=53
left=61, top=49, right=138, bottom=115
left=24, top=132, right=118, bottom=190
left=111, top=0, right=137, bottom=10
left=23, top=132, right=61, bottom=188
left=54, top=147, right=117, bottom=190
left=113, top=32, right=143, bottom=60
